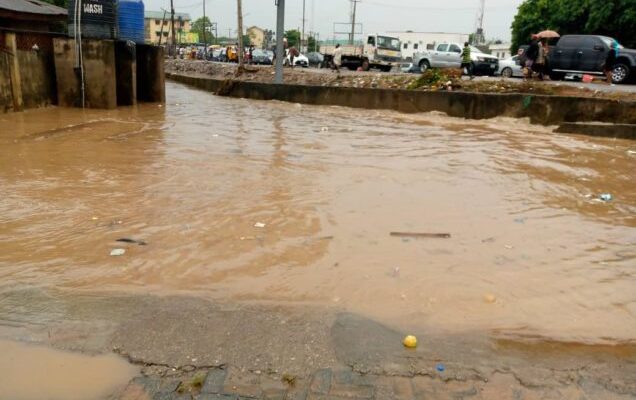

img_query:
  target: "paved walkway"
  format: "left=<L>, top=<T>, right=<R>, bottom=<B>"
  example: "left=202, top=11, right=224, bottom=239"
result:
left=117, top=363, right=636, bottom=400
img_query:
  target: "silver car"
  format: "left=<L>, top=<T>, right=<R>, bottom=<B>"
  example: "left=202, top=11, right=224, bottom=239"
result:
left=497, top=55, right=524, bottom=78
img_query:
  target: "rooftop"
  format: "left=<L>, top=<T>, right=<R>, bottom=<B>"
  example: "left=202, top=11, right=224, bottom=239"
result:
left=145, top=10, right=191, bottom=21
left=0, top=0, right=66, bottom=16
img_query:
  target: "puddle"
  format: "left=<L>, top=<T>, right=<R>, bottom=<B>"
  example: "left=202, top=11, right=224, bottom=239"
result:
left=0, top=339, right=138, bottom=400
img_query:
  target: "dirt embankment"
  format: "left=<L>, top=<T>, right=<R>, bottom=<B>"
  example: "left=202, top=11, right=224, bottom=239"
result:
left=165, top=59, right=636, bottom=101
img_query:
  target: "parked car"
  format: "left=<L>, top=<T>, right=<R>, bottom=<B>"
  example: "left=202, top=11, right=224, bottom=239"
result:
left=399, top=62, right=421, bottom=73
left=413, top=43, right=499, bottom=76
left=251, top=49, right=273, bottom=65
left=496, top=55, right=524, bottom=78
left=306, top=52, right=324, bottom=67
left=207, top=49, right=222, bottom=62
left=284, top=50, right=309, bottom=68
left=546, top=35, right=635, bottom=84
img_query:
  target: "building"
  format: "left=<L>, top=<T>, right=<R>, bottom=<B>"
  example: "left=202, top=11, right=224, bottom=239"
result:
left=0, top=0, right=66, bottom=32
left=489, top=43, right=512, bottom=59
left=1, top=0, right=67, bottom=112
left=144, top=10, right=191, bottom=45
left=247, top=26, right=264, bottom=48
left=387, top=31, right=470, bottom=61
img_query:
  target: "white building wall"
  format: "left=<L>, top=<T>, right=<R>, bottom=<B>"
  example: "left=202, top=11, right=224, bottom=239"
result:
left=489, top=44, right=512, bottom=59
left=387, top=31, right=470, bottom=61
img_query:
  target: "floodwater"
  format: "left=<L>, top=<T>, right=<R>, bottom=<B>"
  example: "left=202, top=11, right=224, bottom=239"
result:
left=1, top=82, right=635, bottom=346
left=0, top=338, right=138, bottom=400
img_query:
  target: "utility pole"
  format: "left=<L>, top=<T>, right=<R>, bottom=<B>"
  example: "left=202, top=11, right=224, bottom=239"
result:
left=170, top=0, right=176, bottom=58
left=158, top=9, right=167, bottom=46
left=237, top=0, right=245, bottom=70
left=350, top=0, right=359, bottom=45
left=474, top=0, right=485, bottom=44
left=301, top=0, right=306, bottom=53
left=274, top=0, right=285, bottom=84
left=202, top=0, right=207, bottom=58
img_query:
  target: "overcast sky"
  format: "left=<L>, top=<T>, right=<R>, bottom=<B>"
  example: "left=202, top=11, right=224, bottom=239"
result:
left=144, top=0, right=524, bottom=42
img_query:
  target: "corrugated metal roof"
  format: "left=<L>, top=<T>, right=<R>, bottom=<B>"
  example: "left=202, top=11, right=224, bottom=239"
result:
left=144, top=10, right=190, bottom=21
left=0, top=0, right=67, bottom=15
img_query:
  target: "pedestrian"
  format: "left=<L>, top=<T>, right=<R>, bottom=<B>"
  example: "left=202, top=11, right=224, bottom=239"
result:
left=288, top=46, right=299, bottom=68
left=460, top=42, right=473, bottom=79
left=333, top=43, right=342, bottom=72
left=604, top=40, right=619, bottom=83
left=533, top=38, right=546, bottom=80
left=524, top=34, right=539, bottom=80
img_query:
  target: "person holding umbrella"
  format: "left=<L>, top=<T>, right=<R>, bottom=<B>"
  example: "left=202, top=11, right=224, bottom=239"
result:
left=524, top=34, right=540, bottom=80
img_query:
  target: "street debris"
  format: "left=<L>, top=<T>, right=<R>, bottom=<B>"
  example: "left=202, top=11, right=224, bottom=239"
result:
left=116, top=238, right=147, bottom=246
left=436, top=363, right=446, bottom=372
left=599, top=193, right=613, bottom=202
left=166, top=60, right=636, bottom=102
left=484, top=293, right=497, bottom=304
left=254, top=222, right=266, bottom=228
left=110, top=248, right=126, bottom=256
left=390, top=232, right=451, bottom=239
left=403, top=335, right=418, bottom=348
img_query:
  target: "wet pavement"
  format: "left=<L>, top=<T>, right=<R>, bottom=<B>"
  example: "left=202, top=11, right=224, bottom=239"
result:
left=0, top=82, right=635, bottom=398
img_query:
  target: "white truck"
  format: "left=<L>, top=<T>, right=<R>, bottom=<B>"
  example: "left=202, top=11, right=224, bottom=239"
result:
left=413, top=42, right=499, bottom=76
left=321, top=34, right=402, bottom=72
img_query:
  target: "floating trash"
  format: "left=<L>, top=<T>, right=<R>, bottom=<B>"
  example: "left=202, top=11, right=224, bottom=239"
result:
left=599, top=193, right=613, bottom=202
left=403, top=335, right=417, bottom=348
left=110, top=249, right=126, bottom=257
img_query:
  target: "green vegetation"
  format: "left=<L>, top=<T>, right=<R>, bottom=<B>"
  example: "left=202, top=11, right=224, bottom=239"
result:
left=511, top=0, right=636, bottom=51
left=407, top=69, right=460, bottom=90
left=307, top=36, right=320, bottom=52
left=191, top=17, right=214, bottom=44
left=285, top=29, right=301, bottom=48
left=177, top=373, right=206, bottom=394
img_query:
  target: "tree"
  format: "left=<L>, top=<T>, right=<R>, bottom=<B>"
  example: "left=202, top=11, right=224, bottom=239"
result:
left=285, top=29, right=301, bottom=48
left=511, top=0, right=636, bottom=52
left=307, top=35, right=320, bottom=52
left=191, top=17, right=213, bottom=44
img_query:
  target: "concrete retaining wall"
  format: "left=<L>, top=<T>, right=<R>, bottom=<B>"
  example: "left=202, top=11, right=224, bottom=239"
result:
left=167, top=73, right=636, bottom=128
left=54, top=38, right=118, bottom=109
left=17, top=50, right=57, bottom=109
left=0, top=52, right=12, bottom=112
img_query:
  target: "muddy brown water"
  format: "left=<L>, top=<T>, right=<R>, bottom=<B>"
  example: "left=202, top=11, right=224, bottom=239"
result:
left=1, top=82, right=635, bottom=348
left=0, top=338, right=138, bottom=400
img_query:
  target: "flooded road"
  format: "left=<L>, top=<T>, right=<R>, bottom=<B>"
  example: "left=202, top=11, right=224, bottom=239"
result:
left=1, top=82, right=635, bottom=345
left=0, top=338, right=137, bottom=400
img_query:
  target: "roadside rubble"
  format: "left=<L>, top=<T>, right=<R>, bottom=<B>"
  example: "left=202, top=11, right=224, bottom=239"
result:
left=165, top=59, right=636, bottom=101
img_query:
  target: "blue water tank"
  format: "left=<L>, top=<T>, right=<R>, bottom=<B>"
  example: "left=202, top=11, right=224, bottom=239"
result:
left=118, top=0, right=145, bottom=44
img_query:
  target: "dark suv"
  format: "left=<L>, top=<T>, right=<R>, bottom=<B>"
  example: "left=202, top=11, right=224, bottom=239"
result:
left=548, top=35, right=635, bottom=84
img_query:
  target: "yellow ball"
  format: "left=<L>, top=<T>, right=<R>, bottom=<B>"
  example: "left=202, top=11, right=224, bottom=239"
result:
left=403, top=335, right=417, bottom=348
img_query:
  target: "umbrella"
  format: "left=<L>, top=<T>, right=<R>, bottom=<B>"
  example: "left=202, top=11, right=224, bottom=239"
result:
left=536, top=30, right=560, bottom=39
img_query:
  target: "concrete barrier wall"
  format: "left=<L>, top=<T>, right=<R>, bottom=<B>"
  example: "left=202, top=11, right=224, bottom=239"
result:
left=54, top=38, right=118, bottom=109
left=167, top=73, right=636, bottom=127
left=17, top=50, right=57, bottom=109
left=0, top=53, right=12, bottom=112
